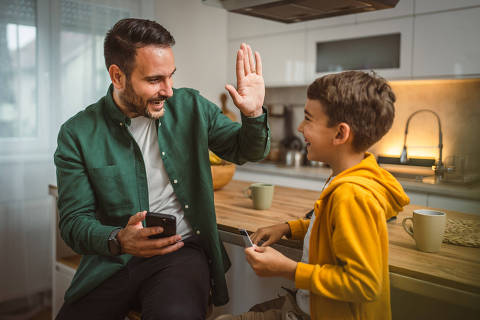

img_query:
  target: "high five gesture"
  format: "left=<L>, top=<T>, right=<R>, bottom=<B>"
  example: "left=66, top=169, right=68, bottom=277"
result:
left=225, top=43, right=265, bottom=118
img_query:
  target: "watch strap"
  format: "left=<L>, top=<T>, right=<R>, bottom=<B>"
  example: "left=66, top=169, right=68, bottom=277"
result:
left=108, top=228, right=122, bottom=256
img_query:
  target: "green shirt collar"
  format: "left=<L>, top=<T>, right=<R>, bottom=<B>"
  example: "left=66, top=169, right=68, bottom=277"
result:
left=104, top=84, right=132, bottom=126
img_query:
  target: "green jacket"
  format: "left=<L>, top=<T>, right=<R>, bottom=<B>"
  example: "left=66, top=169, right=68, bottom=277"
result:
left=54, top=85, right=270, bottom=306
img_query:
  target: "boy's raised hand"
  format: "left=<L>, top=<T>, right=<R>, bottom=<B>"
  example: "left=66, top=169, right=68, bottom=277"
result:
left=244, top=246, right=297, bottom=280
left=251, top=223, right=291, bottom=247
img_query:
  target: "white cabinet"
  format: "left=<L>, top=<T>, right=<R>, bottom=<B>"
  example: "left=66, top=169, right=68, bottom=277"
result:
left=227, top=12, right=307, bottom=39
left=413, top=7, right=480, bottom=78
left=228, top=31, right=307, bottom=87
left=306, top=17, right=414, bottom=82
left=49, top=185, right=79, bottom=319
left=226, top=2, right=480, bottom=84
left=355, top=0, right=414, bottom=22
left=53, top=263, right=76, bottom=317
left=305, top=14, right=356, bottom=29
left=415, top=0, right=480, bottom=14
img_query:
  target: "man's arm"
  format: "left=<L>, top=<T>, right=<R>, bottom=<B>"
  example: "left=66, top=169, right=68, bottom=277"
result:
left=54, top=124, right=117, bottom=255
left=206, top=43, right=270, bottom=164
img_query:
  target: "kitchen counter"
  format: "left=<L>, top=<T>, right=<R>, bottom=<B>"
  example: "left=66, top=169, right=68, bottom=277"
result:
left=236, top=162, right=480, bottom=201
left=215, top=180, right=480, bottom=309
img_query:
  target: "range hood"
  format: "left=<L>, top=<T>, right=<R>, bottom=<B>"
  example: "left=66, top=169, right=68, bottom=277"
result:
left=202, top=0, right=399, bottom=23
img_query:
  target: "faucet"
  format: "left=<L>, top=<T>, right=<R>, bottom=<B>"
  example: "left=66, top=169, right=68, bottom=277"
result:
left=399, top=109, right=445, bottom=178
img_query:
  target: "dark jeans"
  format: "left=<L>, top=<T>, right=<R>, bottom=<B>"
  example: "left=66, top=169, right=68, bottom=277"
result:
left=56, top=236, right=210, bottom=320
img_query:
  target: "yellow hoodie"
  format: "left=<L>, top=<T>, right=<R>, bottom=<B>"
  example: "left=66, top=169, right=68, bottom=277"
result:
left=288, top=153, right=409, bottom=320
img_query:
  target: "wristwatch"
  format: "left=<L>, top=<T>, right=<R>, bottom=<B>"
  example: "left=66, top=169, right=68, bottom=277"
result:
left=108, top=228, right=122, bottom=256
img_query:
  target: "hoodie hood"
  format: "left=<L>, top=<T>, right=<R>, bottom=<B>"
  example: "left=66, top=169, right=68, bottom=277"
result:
left=320, top=153, right=409, bottom=219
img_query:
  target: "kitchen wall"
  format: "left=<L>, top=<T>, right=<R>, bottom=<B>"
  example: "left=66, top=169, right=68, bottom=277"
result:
left=264, top=78, right=480, bottom=174
left=155, top=0, right=228, bottom=107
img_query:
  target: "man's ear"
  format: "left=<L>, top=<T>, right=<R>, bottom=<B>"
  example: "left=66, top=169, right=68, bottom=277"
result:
left=108, top=64, right=126, bottom=90
left=332, top=122, right=351, bottom=146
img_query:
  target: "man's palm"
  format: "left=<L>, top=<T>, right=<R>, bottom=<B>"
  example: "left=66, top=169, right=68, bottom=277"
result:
left=225, top=43, right=265, bottom=117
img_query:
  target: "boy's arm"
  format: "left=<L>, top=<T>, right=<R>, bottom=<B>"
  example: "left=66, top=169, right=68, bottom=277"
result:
left=295, top=192, right=384, bottom=302
left=288, top=201, right=321, bottom=240
left=287, top=219, right=311, bottom=240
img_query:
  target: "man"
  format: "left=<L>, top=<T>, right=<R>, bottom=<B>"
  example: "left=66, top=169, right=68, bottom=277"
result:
left=54, top=18, right=269, bottom=320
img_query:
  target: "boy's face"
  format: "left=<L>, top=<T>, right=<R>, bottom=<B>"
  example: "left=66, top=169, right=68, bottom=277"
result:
left=297, top=99, right=337, bottom=162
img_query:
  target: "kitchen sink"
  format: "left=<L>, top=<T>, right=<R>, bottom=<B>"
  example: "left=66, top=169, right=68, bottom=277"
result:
left=382, top=164, right=479, bottom=185
left=380, top=164, right=435, bottom=183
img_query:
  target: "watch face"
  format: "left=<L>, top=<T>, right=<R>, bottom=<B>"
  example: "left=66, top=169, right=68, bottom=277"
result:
left=109, top=230, right=121, bottom=255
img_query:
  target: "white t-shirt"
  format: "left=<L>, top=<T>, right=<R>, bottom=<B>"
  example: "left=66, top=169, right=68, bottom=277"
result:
left=296, top=176, right=334, bottom=315
left=128, top=116, right=193, bottom=238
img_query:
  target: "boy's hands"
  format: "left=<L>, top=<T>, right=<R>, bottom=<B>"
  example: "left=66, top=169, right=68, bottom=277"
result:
left=245, top=246, right=297, bottom=280
left=251, top=223, right=291, bottom=247
left=117, top=211, right=183, bottom=258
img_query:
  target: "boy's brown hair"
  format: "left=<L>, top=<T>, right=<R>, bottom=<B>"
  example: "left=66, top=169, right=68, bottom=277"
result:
left=307, top=71, right=396, bottom=152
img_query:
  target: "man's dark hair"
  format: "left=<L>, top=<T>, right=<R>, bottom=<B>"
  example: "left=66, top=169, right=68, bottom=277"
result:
left=104, top=18, right=175, bottom=77
left=307, top=71, right=396, bottom=152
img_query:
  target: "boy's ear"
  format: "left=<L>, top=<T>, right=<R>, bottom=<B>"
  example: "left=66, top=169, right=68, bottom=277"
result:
left=109, top=64, right=126, bottom=90
left=332, top=122, right=351, bottom=146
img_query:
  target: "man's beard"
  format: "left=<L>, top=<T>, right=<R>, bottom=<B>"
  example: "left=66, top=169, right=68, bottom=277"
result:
left=120, top=79, right=168, bottom=120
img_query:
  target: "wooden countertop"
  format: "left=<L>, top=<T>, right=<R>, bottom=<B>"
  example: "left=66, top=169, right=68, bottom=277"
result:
left=214, top=180, right=480, bottom=296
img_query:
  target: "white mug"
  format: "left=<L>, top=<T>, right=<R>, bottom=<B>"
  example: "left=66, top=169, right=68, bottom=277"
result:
left=402, top=209, right=446, bottom=253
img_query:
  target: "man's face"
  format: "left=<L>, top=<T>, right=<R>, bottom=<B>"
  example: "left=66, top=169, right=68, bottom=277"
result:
left=119, top=45, right=176, bottom=119
left=297, top=99, right=337, bottom=163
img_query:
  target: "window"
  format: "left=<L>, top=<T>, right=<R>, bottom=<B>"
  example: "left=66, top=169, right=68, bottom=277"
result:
left=0, top=0, right=150, bottom=155
left=0, top=0, right=37, bottom=138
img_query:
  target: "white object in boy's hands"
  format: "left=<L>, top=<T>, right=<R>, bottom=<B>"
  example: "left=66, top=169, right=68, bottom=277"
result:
left=239, top=228, right=256, bottom=248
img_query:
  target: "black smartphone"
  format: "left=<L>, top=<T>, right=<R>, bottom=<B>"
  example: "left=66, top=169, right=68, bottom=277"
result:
left=145, top=212, right=176, bottom=239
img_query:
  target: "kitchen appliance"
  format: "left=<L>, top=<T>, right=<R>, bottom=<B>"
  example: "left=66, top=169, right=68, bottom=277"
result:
left=280, top=105, right=304, bottom=166
left=202, top=0, right=399, bottom=23
left=285, top=149, right=303, bottom=167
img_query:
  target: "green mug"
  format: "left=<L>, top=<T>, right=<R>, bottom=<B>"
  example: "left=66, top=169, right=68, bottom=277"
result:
left=243, top=183, right=274, bottom=210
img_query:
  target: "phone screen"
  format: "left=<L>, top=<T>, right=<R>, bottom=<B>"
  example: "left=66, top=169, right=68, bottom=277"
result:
left=239, top=228, right=254, bottom=247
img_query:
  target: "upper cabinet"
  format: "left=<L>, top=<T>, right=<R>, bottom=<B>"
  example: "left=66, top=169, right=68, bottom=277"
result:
left=355, top=0, right=414, bottom=22
left=228, top=31, right=307, bottom=87
left=413, top=7, right=480, bottom=78
left=226, top=2, right=480, bottom=85
left=414, top=0, right=480, bottom=14
left=227, top=12, right=307, bottom=39
left=306, top=17, right=413, bottom=82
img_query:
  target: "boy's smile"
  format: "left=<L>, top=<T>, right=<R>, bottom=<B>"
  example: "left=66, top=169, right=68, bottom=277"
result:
left=297, top=99, right=337, bottom=163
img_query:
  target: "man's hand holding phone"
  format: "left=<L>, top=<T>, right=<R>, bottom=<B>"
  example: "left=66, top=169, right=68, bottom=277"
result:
left=117, top=211, right=183, bottom=258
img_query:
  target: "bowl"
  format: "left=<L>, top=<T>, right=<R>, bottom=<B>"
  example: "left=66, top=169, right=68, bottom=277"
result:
left=211, top=163, right=236, bottom=190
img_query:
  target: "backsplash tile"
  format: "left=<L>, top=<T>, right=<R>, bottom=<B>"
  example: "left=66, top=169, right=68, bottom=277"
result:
left=265, top=78, right=480, bottom=173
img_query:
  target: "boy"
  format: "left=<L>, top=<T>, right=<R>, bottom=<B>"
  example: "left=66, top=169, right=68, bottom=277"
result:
left=222, top=71, right=409, bottom=320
